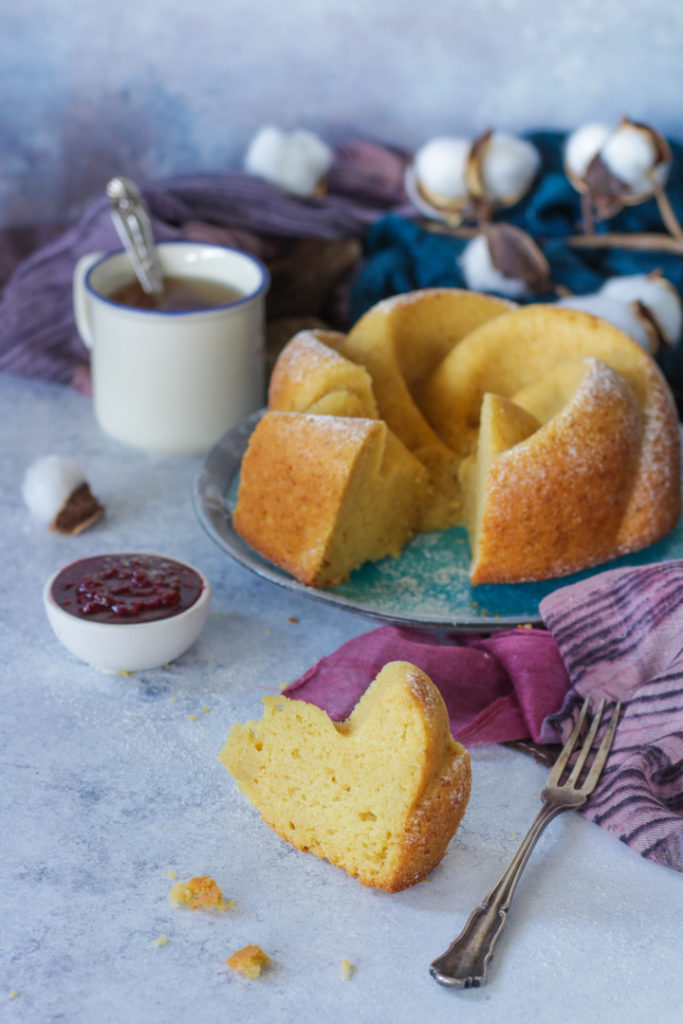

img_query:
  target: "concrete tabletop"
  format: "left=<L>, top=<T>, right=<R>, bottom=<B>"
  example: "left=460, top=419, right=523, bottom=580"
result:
left=2, top=373, right=681, bottom=1024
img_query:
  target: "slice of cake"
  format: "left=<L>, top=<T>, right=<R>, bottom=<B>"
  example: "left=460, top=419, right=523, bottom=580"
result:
left=233, top=411, right=428, bottom=588
left=220, top=661, right=471, bottom=892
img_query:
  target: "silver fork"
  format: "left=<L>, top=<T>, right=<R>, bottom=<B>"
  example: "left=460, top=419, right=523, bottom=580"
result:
left=430, top=697, right=622, bottom=988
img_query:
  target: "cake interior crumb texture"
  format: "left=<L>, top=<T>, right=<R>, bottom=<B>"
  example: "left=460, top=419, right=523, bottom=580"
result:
left=220, top=660, right=471, bottom=892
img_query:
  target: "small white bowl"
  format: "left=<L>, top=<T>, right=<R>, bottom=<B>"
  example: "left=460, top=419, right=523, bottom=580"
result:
left=43, top=553, right=211, bottom=673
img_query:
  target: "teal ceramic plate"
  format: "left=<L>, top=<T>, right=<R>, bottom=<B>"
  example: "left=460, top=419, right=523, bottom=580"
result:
left=194, top=411, right=683, bottom=632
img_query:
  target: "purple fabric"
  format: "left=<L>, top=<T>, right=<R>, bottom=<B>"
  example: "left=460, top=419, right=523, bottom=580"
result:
left=284, top=625, right=570, bottom=745
left=284, top=560, right=683, bottom=871
left=540, top=560, right=683, bottom=871
left=0, top=141, right=409, bottom=390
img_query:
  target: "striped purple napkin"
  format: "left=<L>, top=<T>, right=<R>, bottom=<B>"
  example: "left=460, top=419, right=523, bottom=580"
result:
left=540, top=560, right=683, bottom=871
left=284, top=560, right=683, bottom=871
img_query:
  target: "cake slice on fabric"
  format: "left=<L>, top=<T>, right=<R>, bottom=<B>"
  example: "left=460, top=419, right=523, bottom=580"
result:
left=233, top=411, right=428, bottom=588
left=220, top=660, right=472, bottom=892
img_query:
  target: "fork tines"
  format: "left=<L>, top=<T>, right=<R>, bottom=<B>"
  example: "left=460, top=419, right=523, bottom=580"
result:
left=548, top=697, right=622, bottom=796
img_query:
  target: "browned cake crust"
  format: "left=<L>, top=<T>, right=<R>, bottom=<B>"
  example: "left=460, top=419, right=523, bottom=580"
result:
left=465, top=360, right=645, bottom=582
left=268, top=329, right=378, bottom=419
left=420, top=305, right=681, bottom=581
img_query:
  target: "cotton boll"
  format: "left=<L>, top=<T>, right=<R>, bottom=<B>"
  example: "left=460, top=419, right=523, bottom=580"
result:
left=244, top=126, right=332, bottom=196
left=22, top=455, right=104, bottom=533
left=564, top=122, right=612, bottom=178
left=480, top=132, right=540, bottom=201
left=283, top=129, right=333, bottom=195
left=245, top=126, right=286, bottom=178
left=600, top=274, right=682, bottom=345
left=557, top=293, right=654, bottom=351
left=566, top=120, right=670, bottom=199
left=601, top=125, right=658, bottom=191
left=414, top=136, right=469, bottom=204
left=459, top=234, right=532, bottom=299
left=23, top=455, right=86, bottom=523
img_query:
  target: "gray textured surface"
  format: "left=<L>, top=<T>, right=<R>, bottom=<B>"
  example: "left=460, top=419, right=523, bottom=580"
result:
left=2, top=0, right=682, bottom=226
left=2, top=373, right=681, bottom=1023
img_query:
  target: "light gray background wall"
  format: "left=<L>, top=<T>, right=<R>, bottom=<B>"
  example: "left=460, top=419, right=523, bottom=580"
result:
left=2, top=0, right=682, bottom=228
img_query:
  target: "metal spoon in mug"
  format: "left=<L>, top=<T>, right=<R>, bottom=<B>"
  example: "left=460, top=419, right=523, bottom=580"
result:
left=106, top=176, right=164, bottom=299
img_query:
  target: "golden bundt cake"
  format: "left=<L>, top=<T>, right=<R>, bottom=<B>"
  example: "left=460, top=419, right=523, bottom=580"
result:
left=220, top=661, right=472, bottom=892
left=233, top=411, right=428, bottom=588
left=234, top=292, right=681, bottom=588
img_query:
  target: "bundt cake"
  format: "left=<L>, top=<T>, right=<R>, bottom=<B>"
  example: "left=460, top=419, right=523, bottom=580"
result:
left=220, top=660, right=472, bottom=892
left=233, top=290, right=681, bottom=586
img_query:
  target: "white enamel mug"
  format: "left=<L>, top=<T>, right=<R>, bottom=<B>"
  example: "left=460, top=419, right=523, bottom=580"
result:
left=73, top=241, right=270, bottom=456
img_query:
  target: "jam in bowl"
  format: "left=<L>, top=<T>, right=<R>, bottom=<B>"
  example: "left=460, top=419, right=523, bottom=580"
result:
left=43, top=553, right=211, bottom=672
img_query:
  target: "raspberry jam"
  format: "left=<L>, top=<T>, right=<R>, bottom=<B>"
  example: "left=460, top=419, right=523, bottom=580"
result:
left=51, top=554, right=204, bottom=624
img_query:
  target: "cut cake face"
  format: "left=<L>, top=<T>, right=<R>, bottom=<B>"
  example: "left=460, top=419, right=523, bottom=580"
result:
left=233, top=411, right=428, bottom=588
left=220, top=660, right=471, bottom=892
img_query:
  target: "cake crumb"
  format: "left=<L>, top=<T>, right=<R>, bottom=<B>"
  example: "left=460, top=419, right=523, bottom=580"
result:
left=170, top=875, right=230, bottom=911
left=167, top=868, right=177, bottom=879
left=201, top=706, right=212, bottom=713
left=8, top=990, right=18, bottom=999
left=226, top=944, right=271, bottom=979
left=287, top=616, right=299, bottom=623
left=187, top=713, right=198, bottom=722
left=153, top=935, right=169, bottom=947
left=340, top=959, right=354, bottom=980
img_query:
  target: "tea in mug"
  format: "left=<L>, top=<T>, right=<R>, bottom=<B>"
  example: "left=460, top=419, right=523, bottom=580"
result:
left=106, top=275, right=244, bottom=311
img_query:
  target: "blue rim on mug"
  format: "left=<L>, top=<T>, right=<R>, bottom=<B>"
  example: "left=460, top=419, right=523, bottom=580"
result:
left=85, top=240, right=271, bottom=316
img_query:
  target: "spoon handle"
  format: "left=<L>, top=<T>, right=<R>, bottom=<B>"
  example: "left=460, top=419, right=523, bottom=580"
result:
left=106, top=176, right=164, bottom=296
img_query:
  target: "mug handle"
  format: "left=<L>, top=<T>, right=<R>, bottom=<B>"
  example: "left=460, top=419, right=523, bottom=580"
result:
left=73, top=251, right=104, bottom=349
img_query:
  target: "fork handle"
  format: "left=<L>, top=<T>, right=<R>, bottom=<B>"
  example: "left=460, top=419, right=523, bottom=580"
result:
left=430, top=800, right=565, bottom=988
